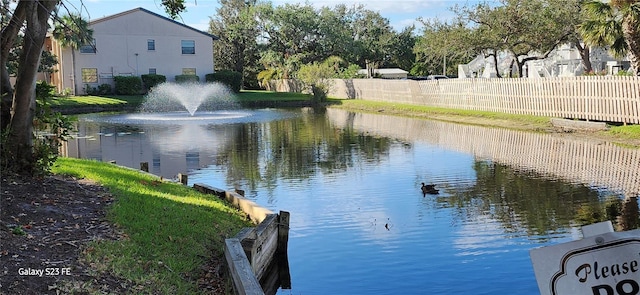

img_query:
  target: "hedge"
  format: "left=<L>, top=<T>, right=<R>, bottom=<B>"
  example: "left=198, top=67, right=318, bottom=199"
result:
left=141, top=74, right=166, bottom=91
left=114, top=76, right=142, bottom=95
left=205, top=70, right=242, bottom=93
left=175, top=75, right=199, bottom=83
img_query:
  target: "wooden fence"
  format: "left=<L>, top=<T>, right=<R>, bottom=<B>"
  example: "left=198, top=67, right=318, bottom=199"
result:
left=267, top=76, right=640, bottom=124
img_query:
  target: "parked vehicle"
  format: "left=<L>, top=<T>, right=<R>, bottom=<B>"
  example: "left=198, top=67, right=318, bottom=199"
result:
left=426, top=75, right=450, bottom=80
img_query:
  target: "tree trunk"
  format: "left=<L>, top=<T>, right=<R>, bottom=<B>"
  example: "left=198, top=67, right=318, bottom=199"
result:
left=7, top=0, right=59, bottom=173
left=1, top=1, right=28, bottom=132
left=575, top=43, right=593, bottom=73
left=621, top=15, right=640, bottom=76
left=491, top=53, right=502, bottom=78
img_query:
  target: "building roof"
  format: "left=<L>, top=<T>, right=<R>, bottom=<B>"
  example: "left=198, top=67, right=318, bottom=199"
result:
left=90, top=7, right=219, bottom=40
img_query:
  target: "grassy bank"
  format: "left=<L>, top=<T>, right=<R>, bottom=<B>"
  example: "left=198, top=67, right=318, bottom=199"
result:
left=328, top=98, right=553, bottom=129
left=52, top=157, right=251, bottom=294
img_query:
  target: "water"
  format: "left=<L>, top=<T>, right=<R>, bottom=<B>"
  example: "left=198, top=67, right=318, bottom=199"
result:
left=64, top=107, right=640, bottom=295
left=139, top=82, right=237, bottom=115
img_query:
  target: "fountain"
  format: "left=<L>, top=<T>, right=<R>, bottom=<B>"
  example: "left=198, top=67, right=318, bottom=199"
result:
left=139, top=82, right=238, bottom=115
left=84, top=82, right=298, bottom=126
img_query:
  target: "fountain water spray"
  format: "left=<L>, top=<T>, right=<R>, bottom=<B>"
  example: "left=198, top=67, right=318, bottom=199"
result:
left=139, top=82, right=238, bottom=115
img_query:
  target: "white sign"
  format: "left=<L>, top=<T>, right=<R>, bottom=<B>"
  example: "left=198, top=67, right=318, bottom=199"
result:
left=530, top=229, right=640, bottom=295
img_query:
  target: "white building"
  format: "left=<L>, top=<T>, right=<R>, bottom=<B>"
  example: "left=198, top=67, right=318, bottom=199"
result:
left=458, top=44, right=631, bottom=78
left=49, top=7, right=218, bottom=95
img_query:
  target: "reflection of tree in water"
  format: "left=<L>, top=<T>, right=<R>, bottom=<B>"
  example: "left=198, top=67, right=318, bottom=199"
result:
left=444, top=161, right=638, bottom=240
left=214, top=108, right=393, bottom=194
left=576, top=196, right=639, bottom=231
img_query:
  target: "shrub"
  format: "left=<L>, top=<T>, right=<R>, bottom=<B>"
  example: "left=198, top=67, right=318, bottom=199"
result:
left=205, top=70, right=242, bottom=93
left=28, top=81, right=74, bottom=175
left=141, top=74, right=167, bottom=90
left=114, top=76, right=142, bottom=95
left=297, top=61, right=335, bottom=103
left=175, top=75, right=199, bottom=83
left=97, top=83, right=112, bottom=95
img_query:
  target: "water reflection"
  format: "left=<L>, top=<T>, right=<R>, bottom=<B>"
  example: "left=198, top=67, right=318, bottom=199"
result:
left=325, top=109, right=640, bottom=197
left=63, top=107, right=640, bottom=294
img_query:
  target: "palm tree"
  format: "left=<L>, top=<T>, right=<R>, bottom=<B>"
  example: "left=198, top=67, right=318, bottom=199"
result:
left=578, top=0, right=640, bottom=76
left=52, top=13, right=94, bottom=94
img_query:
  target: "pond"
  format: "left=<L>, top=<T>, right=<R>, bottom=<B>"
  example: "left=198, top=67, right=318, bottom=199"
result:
left=64, top=107, right=640, bottom=295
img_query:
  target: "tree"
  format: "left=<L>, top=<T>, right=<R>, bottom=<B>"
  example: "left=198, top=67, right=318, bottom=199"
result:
left=52, top=12, right=94, bottom=95
left=1, top=0, right=186, bottom=174
left=456, top=0, right=580, bottom=77
left=296, top=57, right=348, bottom=103
left=579, top=0, right=640, bottom=76
left=208, top=0, right=261, bottom=89
left=351, top=8, right=396, bottom=76
left=2, top=0, right=59, bottom=174
left=413, top=19, right=476, bottom=76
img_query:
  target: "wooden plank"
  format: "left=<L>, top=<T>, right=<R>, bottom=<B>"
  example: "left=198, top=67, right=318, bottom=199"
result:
left=278, top=211, right=290, bottom=255
left=251, top=214, right=279, bottom=281
left=225, top=238, right=265, bottom=295
left=192, top=183, right=226, bottom=198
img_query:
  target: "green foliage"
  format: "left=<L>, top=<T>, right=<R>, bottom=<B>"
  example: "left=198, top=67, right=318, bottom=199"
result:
left=52, top=13, right=94, bottom=50
left=6, top=36, right=59, bottom=76
left=578, top=0, right=640, bottom=75
left=297, top=61, right=336, bottom=103
left=413, top=19, right=476, bottom=76
left=161, top=0, right=186, bottom=19
left=114, top=76, right=142, bottom=95
left=209, top=0, right=261, bottom=89
left=174, top=74, right=199, bottom=83
left=0, top=82, right=70, bottom=175
left=257, top=68, right=281, bottom=87
left=85, top=83, right=112, bottom=95
left=31, top=81, right=75, bottom=175
left=451, top=0, right=582, bottom=77
left=205, top=70, right=242, bottom=93
left=141, top=74, right=167, bottom=91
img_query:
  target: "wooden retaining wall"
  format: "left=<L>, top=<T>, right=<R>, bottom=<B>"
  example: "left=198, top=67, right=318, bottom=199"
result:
left=194, top=183, right=290, bottom=295
left=267, top=76, right=640, bottom=124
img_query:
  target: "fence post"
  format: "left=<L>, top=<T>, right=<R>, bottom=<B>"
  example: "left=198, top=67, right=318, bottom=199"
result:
left=278, top=211, right=290, bottom=254
left=178, top=173, right=188, bottom=185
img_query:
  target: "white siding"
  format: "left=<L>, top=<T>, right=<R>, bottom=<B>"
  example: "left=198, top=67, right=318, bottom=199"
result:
left=70, top=8, right=215, bottom=94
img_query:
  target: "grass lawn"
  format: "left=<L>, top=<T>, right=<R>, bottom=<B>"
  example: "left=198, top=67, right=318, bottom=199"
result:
left=52, top=157, right=251, bottom=294
left=236, top=90, right=311, bottom=102
left=51, top=95, right=145, bottom=108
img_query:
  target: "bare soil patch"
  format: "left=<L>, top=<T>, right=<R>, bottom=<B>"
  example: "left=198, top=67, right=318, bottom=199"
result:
left=0, top=173, right=227, bottom=294
left=0, top=173, right=128, bottom=294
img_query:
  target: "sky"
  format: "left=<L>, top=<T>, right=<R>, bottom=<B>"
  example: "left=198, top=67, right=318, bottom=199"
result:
left=60, top=0, right=482, bottom=33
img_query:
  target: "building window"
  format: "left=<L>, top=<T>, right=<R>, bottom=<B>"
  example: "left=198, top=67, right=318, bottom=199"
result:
left=81, top=68, right=98, bottom=83
left=148, top=39, right=155, bottom=51
left=79, top=40, right=96, bottom=54
left=149, top=68, right=157, bottom=75
left=182, top=68, right=196, bottom=75
left=181, top=40, right=195, bottom=54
